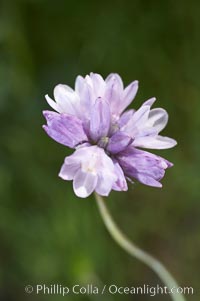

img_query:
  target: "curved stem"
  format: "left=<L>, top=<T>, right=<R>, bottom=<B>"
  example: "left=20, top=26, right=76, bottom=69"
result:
left=94, top=193, right=186, bottom=301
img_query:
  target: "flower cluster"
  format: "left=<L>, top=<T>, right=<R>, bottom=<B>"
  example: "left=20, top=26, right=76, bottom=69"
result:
left=43, top=73, right=176, bottom=198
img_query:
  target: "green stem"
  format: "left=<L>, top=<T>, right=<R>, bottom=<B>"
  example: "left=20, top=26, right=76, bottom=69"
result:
left=94, top=193, right=186, bottom=301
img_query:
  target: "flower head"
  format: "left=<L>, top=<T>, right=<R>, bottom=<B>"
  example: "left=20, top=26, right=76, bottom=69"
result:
left=43, top=73, right=177, bottom=198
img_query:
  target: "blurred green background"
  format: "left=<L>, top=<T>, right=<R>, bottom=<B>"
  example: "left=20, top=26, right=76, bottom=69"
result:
left=0, top=0, right=200, bottom=300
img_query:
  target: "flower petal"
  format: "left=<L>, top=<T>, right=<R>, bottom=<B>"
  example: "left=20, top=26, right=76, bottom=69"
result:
left=75, top=75, right=84, bottom=93
left=118, top=109, right=135, bottom=128
left=121, top=105, right=150, bottom=136
left=53, top=84, right=81, bottom=116
left=142, top=97, right=156, bottom=107
left=112, top=161, right=128, bottom=191
left=95, top=172, right=116, bottom=196
left=136, top=174, right=162, bottom=187
left=45, top=94, right=59, bottom=112
left=59, top=156, right=80, bottom=180
left=95, top=150, right=117, bottom=196
left=117, top=147, right=172, bottom=188
left=105, top=73, right=124, bottom=115
left=147, top=108, right=168, bottom=132
left=73, top=169, right=98, bottom=198
left=120, top=80, right=139, bottom=112
left=43, top=111, right=88, bottom=148
left=121, top=98, right=173, bottom=146
left=75, top=76, right=94, bottom=119
left=107, top=131, right=132, bottom=154
left=89, top=98, right=111, bottom=142
left=90, top=73, right=106, bottom=97
left=133, top=135, right=177, bottom=149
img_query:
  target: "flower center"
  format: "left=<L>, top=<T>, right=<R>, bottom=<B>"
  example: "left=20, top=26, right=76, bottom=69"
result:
left=97, top=136, right=109, bottom=148
left=110, top=123, right=119, bottom=135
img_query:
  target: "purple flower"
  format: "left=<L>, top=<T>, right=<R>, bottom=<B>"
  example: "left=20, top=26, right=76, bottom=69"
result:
left=43, top=73, right=177, bottom=198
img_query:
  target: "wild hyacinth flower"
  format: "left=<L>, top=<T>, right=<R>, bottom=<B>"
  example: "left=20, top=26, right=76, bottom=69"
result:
left=42, top=74, right=186, bottom=301
left=43, top=73, right=176, bottom=198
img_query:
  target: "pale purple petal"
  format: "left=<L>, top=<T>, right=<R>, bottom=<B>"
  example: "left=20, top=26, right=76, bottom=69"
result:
left=89, top=98, right=111, bottom=142
left=117, top=147, right=172, bottom=188
left=142, top=97, right=156, bottom=107
left=43, top=111, right=88, bottom=148
left=97, top=146, right=117, bottom=172
left=105, top=73, right=124, bottom=91
left=118, top=109, right=135, bottom=128
left=59, top=156, right=80, bottom=180
left=75, top=145, right=116, bottom=197
left=95, top=155, right=117, bottom=195
left=120, top=98, right=173, bottom=146
left=45, top=95, right=59, bottom=112
left=73, top=170, right=98, bottom=198
left=75, top=75, right=95, bottom=117
left=136, top=174, right=162, bottom=187
left=75, top=75, right=91, bottom=104
left=133, top=135, right=177, bottom=149
left=121, top=105, right=150, bottom=136
left=105, top=73, right=124, bottom=115
left=112, top=161, right=128, bottom=191
left=90, top=73, right=106, bottom=97
left=147, top=108, right=168, bottom=132
left=53, top=84, right=81, bottom=116
left=95, top=173, right=116, bottom=196
left=120, top=80, right=139, bottom=112
left=119, top=99, right=155, bottom=132
left=81, top=146, right=116, bottom=196
left=75, top=75, right=84, bottom=93
left=107, top=131, right=132, bottom=154
left=78, top=73, right=106, bottom=103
